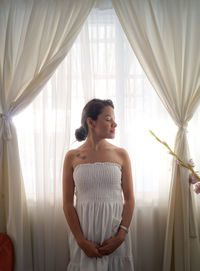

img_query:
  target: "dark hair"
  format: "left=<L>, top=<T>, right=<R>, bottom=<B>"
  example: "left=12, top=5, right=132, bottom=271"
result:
left=75, top=98, right=114, bottom=141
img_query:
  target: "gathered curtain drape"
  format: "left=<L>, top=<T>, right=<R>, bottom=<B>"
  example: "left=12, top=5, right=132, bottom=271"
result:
left=112, top=0, right=200, bottom=270
left=0, top=0, right=95, bottom=270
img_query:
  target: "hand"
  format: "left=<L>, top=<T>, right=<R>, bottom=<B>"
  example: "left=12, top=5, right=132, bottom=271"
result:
left=78, top=239, right=103, bottom=258
left=98, top=233, right=125, bottom=256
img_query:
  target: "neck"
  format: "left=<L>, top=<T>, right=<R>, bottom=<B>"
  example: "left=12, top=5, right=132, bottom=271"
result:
left=84, top=135, right=107, bottom=151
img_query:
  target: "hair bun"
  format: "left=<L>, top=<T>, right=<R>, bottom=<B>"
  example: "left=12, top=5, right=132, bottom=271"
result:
left=75, top=126, right=87, bottom=141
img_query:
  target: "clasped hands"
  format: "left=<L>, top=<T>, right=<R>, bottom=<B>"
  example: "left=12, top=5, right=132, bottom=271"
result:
left=79, top=230, right=126, bottom=258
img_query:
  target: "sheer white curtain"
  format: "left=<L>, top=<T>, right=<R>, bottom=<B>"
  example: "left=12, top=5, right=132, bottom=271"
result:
left=0, top=0, right=95, bottom=270
left=112, top=0, right=200, bottom=270
left=14, top=7, right=179, bottom=271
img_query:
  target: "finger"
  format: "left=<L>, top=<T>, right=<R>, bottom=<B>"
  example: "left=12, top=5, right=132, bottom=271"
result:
left=101, top=238, right=112, bottom=246
left=94, top=245, right=99, bottom=250
left=100, top=241, right=110, bottom=248
left=95, top=249, right=103, bottom=258
left=100, top=243, right=104, bottom=247
left=98, top=247, right=105, bottom=253
left=98, top=248, right=109, bottom=255
left=101, top=250, right=111, bottom=256
left=100, top=245, right=115, bottom=253
left=99, top=245, right=109, bottom=251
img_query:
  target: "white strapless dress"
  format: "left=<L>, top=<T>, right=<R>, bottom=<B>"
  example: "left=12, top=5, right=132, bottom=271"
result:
left=67, top=162, right=134, bottom=271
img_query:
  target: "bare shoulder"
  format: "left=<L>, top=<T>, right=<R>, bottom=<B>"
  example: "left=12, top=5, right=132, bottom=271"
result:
left=109, top=144, right=128, bottom=157
left=64, top=146, right=86, bottom=168
left=107, top=143, right=131, bottom=167
left=64, top=149, right=75, bottom=160
left=106, top=142, right=124, bottom=152
left=115, top=147, right=128, bottom=156
left=111, top=146, right=130, bottom=168
left=63, top=149, right=77, bottom=168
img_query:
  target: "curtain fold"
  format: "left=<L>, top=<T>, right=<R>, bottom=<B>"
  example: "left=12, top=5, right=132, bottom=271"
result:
left=0, top=0, right=95, bottom=270
left=112, top=0, right=200, bottom=270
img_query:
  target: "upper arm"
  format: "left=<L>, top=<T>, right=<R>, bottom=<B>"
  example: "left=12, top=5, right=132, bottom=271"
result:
left=62, top=150, right=75, bottom=207
left=120, top=148, right=134, bottom=202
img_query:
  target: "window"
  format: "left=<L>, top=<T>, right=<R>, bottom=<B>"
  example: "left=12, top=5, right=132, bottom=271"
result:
left=14, top=8, right=177, bottom=205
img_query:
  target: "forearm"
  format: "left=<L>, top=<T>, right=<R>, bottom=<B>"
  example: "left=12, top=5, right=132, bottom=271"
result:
left=99, top=199, right=135, bottom=255
left=116, top=199, right=134, bottom=239
left=121, top=199, right=134, bottom=228
left=63, top=204, right=85, bottom=246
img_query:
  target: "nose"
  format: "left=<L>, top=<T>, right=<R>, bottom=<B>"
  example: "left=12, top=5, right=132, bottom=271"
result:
left=112, top=121, right=117, bottom=128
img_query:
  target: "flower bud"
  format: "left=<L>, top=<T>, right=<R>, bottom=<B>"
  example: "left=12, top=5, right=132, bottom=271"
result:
left=194, top=183, right=200, bottom=194
left=189, top=173, right=199, bottom=184
left=188, top=159, right=195, bottom=167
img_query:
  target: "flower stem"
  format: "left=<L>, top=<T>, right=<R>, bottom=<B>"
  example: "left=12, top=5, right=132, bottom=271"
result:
left=149, top=130, right=200, bottom=181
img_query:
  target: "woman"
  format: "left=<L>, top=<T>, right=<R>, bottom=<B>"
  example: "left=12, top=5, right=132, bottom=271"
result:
left=63, top=98, right=135, bottom=270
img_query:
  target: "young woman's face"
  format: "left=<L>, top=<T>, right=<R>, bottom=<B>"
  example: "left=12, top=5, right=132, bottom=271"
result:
left=92, top=106, right=117, bottom=139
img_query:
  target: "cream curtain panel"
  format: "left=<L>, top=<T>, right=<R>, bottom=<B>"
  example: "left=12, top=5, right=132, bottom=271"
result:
left=112, top=0, right=200, bottom=270
left=0, top=0, right=95, bottom=270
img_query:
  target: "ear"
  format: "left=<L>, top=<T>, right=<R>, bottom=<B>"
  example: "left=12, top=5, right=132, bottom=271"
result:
left=87, top=117, right=96, bottom=129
